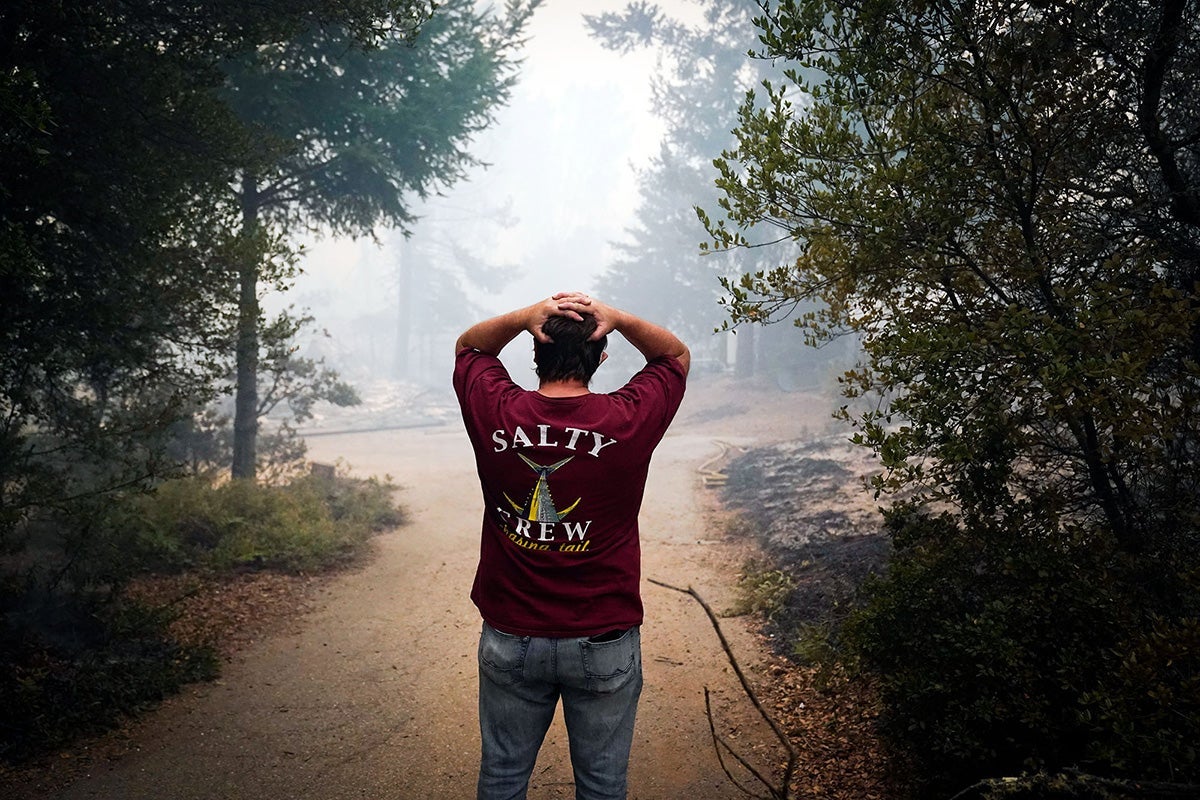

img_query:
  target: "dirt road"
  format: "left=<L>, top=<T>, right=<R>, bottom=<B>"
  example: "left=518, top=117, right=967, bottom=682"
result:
left=29, top=383, right=823, bottom=800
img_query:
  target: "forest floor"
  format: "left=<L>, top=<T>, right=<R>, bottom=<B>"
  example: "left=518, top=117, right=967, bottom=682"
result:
left=2, top=371, right=900, bottom=800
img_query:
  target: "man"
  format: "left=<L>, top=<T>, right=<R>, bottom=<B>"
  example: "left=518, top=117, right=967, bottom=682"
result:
left=453, top=292, right=689, bottom=800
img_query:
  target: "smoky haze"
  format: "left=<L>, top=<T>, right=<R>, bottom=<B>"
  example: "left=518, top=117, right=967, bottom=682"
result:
left=275, top=0, right=843, bottom=408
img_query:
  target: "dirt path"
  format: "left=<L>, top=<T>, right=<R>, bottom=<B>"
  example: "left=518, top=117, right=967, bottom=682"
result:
left=20, top=383, right=826, bottom=800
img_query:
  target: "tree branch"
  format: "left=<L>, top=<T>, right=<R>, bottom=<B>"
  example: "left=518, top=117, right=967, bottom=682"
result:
left=705, top=688, right=778, bottom=800
left=649, top=578, right=797, bottom=800
left=1138, top=0, right=1200, bottom=228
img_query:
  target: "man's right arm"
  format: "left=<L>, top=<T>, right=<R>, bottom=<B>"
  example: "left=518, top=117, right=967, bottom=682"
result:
left=556, top=294, right=690, bottom=375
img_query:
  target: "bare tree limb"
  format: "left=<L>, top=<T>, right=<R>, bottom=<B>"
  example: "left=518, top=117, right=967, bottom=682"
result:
left=704, top=687, right=778, bottom=800
left=650, top=578, right=798, bottom=800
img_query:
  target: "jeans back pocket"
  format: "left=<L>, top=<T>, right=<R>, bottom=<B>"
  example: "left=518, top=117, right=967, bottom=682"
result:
left=478, top=623, right=529, bottom=686
left=579, top=627, right=640, bottom=694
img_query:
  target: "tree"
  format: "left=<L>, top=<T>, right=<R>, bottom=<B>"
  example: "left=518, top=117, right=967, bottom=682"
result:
left=706, top=0, right=1200, bottom=789
left=0, top=0, right=448, bottom=556
left=587, top=1, right=780, bottom=372
left=0, top=0, right=257, bottom=545
left=220, top=0, right=538, bottom=479
left=169, top=310, right=361, bottom=480
left=391, top=207, right=519, bottom=383
left=590, top=1, right=851, bottom=382
left=707, top=0, right=1200, bottom=553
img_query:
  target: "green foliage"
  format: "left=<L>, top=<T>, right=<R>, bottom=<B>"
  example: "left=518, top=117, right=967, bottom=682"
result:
left=0, top=0, right=459, bottom=763
left=0, top=0, right=251, bottom=548
left=223, top=0, right=537, bottom=236
left=221, top=0, right=538, bottom=479
left=708, top=4, right=1200, bottom=789
left=1, top=0, right=528, bottom=503
left=1082, top=613, right=1200, bottom=777
left=788, top=618, right=840, bottom=671
left=257, top=311, right=362, bottom=424
left=588, top=0, right=834, bottom=378
left=843, top=505, right=1200, bottom=795
left=0, top=0, right=431, bottom=541
left=0, top=585, right=219, bottom=764
left=0, top=468, right=399, bottom=763
left=729, top=558, right=797, bottom=621
left=163, top=309, right=363, bottom=483
left=705, top=0, right=1200, bottom=553
left=121, top=472, right=402, bottom=574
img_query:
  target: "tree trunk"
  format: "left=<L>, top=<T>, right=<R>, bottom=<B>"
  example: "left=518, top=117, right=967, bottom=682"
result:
left=1066, top=410, right=1139, bottom=553
left=394, top=241, right=411, bottom=380
left=735, top=323, right=756, bottom=379
left=231, top=173, right=260, bottom=481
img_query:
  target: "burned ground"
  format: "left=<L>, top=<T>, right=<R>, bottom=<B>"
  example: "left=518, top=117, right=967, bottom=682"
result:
left=720, top=435, right=891, bottom=650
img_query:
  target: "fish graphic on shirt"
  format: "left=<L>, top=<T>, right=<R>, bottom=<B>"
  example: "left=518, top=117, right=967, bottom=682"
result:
left=503, top=453, right=581, bottom=522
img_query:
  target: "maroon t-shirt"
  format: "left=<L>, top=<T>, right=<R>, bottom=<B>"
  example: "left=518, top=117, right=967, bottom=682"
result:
left=454, top=348, right=687, bottom=637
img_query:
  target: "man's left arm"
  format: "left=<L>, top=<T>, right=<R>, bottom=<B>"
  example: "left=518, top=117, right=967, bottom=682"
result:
left=455, top=294, right=588, bottom=355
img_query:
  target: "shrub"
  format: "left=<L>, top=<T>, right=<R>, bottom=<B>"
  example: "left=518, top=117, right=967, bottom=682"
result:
left=729, top=559, right=796, bottom=621
left=121, top=471, right=402, bottom=574
left=843, top=504, right=1200, bottom=797
left=0, top=586, right=218, bottom=762
left=0, top=469, right=401, bottom=764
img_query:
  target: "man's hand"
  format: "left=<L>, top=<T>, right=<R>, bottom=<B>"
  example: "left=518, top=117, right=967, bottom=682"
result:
left=551, top=293, right=690, bottom=373
left=456, top=293, right=688, bottom=374
left=456, top=294, right=588, bottom=354
left=530, top=293, right=587, bottom=343
left=551, top=292, right=619, bottom=341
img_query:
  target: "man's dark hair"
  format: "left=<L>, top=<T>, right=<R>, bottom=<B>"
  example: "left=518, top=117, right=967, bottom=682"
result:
left=534, top=315, right=607, bottom=384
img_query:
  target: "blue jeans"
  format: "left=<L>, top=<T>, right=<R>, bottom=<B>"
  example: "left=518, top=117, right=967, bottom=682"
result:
left=476, top=622, right=643, bottom=800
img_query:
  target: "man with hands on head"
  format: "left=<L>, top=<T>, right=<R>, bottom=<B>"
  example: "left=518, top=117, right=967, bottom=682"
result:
left=453, top=292, right=689, bottom=800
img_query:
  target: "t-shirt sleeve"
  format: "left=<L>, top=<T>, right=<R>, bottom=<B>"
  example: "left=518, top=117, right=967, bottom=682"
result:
left=613, top=355, right=688, bottom=432
left=453, top=347, right=515, bottom=406
left=453, top=348, right=523, bottom=446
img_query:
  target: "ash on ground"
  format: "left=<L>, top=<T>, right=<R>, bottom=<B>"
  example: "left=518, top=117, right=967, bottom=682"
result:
left=720, top=435, right=892, bottom=651
left=298, top=380, right=458, bottom=436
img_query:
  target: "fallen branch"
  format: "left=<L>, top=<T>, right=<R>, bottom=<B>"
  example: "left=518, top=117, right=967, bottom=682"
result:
left=650, top=578, right=798, bottom=800
left=948, top=770, right=1200, bottom=800
left=705, top=687, right=778, bottom=800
